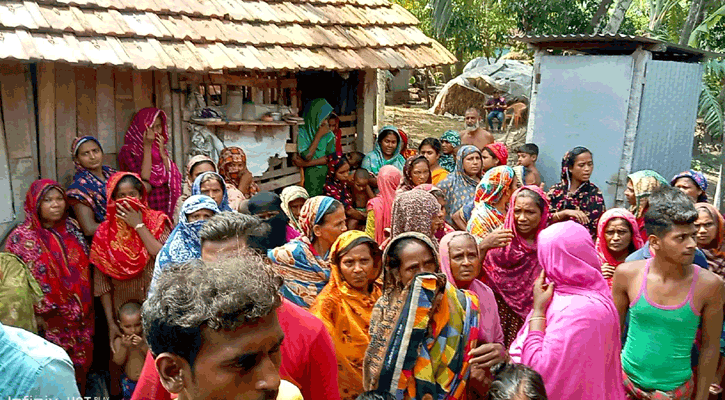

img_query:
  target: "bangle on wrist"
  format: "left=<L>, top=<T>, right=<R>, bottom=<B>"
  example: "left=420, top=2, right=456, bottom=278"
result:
left=134, top=222, right=146, bottom=231
left=529, top=316, right=547, bottom=322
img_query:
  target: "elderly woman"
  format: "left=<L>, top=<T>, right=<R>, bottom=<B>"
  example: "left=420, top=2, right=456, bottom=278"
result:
left=509, top=221, right=626, bottom=400
left=363, top=232, right=480, bottom=399
left=624, top=170, right=668, bottom=238
left=595, top=208, right=644, bottom=288
left=281, top=186, right=309, bottom=239
left=547, top=146, right=605, bottom=239
left=438, top=145, right=483, bottom=227
left=361, top=126, right=406, bottom=176
left=191, top=171, right=234, bottom=212
left=4, top=180, right=94, bottom=389
left=294, top=99, right=336, bottom=197
left=267, top=196, right=347, bottom=308
left=172, top=155, right=217, bottom=223
left=118, top=107, right=182, bottom=219
left=311, top=231, right=383, bottom=400
left=672, top=169, right=709, bottom=203
left=67, top=136, right=117, bottom=237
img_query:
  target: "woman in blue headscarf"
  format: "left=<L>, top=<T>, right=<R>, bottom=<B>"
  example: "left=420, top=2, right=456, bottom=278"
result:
left=267, top=196, right=348, bottom=308
left=294, top=98, right=336, bottom=197
left=151, top=195, right=220, bottom=294
left=436, top=145, right=483, bottom=226
left=191, top=171, right=233, bottom=212
left=361, top=126, right=406, bottom=176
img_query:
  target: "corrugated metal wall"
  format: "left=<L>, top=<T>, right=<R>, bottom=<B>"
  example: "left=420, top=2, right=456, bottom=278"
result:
left=630, top=60, right=703, bottom=181
left=529, top=55, right=634, bottom=208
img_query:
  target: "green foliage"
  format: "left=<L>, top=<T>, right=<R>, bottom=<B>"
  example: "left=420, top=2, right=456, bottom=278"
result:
left=688, top=3, right=725, bottom=48
left=699, top=60, right=725, bottom=140
left=500, top=0, right=602, bottom=35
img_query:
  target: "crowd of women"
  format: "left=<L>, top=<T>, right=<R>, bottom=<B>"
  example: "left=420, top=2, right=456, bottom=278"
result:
left=1, top=96, right=723, bottom=400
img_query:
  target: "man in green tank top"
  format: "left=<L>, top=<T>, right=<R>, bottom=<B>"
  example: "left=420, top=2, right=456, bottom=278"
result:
left=612, top=186, right=724, bottom=400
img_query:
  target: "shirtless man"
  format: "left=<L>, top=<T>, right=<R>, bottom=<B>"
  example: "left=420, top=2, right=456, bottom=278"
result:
left=613, top=186, right=724, bottom=400
left=460, top=107, right=494, bottom=151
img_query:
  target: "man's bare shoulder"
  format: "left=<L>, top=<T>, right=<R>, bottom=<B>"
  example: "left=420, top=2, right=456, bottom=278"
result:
left=697, top=267, right=725, bottom=294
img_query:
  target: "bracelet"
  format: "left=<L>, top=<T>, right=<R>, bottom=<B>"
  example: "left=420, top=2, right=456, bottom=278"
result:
left=134, top=222, right=146, bottom=230
left=529, top=316, right=547, bottom=322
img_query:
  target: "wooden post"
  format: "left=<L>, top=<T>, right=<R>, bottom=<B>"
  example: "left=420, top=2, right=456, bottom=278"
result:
left=357, top=69, right=378, bottom=154
left=37, top=62, right=57, bottom=180
left=170, top=72, right=184, bottom=167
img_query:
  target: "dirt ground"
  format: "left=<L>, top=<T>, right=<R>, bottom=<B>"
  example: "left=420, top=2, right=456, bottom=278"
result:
left=383, top=105, right=528, bottom=161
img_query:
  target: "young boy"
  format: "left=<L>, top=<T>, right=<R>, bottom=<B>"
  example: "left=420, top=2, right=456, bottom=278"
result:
left=113, top=301, right=148, bottom=400
left=516, top=143, right=542, bottom=187
left=349, top=168, right=374, bottom=230
left=613, top=186, right=724, bottom=400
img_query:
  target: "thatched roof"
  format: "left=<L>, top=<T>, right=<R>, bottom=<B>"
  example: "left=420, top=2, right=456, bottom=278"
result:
left=0, top=0, right=456, bottom=71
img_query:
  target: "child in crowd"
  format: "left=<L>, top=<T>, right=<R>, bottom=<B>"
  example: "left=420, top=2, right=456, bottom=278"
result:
left=112, top=302, right=148, bottom=400
left=346, top=152, right=365, bottom=171
left=516, top=143, right=542, bottom=187
left=349, top=168, right=374, bottom=230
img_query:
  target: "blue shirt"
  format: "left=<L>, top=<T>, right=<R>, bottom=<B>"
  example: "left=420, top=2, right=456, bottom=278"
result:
left=0, top=323, right=81, bottom=397
left=625, top=241, right=709, bottom=269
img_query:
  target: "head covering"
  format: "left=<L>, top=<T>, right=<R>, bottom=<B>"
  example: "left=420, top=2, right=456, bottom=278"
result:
left=437, top=145, right=482, bottom=223
left=484, top=142, right=509, bottom=166
left=117, top=107, right=182, bottom=217
left=310, top=231, right=383, bottom=399
left=154, top=195, right=219, bottom=274
left=67, top=136, right=116, bottom=223
left=467, top=166, right=516, bottom=238
left=363, top=232, right=479, bottom=400
left=297, top=99, right=335, bottom=197
left=414, top=183, right=455, bottom=240
left=595, top=208, right=644, bottom=268
left=390, top=189, right=441, bottom=243
left=217, top=147, right=248, bottom=188
left=247, top=192, right=289, bottom=251
left=439, top=231, right=503, bottom=345
left=366, top=166, right=402, bottom=244
left=280, top=186, right=309, bottom=233
left=323, top=153, right=352, bottom=209
left=361, top=126, right=406, bottom=175
left=267, top=196, right=337, bottom=308
left=484, top=185, right=549, bottom=320
left=3, top=179, right=94, bottom=370
left=439, top=130, right=461, bottom=173
left=671, top=170, right=708, bottom=202
left=628, top=170, right=668, bottom=219
left=184, top=155, right=216, bottom=185
left=509, top=221, right=625, bottom=400
left=191, top=171, right=233, bottom=212
left=397, top=155, right=431, bottom=193
left=90, top=172, right=171, bottom=280
left=546, top=148, right=605, bottom=239
left=695, top=203, right=725, bottom=276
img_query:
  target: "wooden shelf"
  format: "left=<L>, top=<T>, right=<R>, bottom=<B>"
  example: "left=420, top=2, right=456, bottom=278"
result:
left=189, top=119, right=302, bottom=127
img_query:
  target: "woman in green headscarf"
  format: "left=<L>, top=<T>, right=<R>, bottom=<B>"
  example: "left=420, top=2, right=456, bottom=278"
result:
left=294, top=98, right=335, bottom=197
left=361, top=126, right=406, bottom=176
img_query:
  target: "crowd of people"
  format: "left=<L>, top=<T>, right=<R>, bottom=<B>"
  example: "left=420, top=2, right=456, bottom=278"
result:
left=1, top=98, right=724, bottom=400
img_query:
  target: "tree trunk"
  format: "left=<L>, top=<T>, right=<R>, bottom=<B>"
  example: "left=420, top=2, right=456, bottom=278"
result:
left=601, top=0, right=635, bottom=34
left=680, top=0, right=706, bottom=45
left=590, top=0, right=616, bottom=33
left=442, top=64, right=453, bottom=82
left=715, top=82, right=725, bottom=212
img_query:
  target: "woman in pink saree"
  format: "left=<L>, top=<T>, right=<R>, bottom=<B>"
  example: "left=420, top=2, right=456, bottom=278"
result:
left=509, top=221, right=626, bottom=400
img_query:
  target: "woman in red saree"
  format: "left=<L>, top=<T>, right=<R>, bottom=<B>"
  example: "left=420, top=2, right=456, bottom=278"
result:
left=4, top=179, right=94, bottom=390
left=90, top=172, right=171, bottom=348
left=118, top=107, right=183, bottom=219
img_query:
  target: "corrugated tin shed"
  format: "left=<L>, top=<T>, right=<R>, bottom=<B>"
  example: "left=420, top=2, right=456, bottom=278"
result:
left=0, top=0, right=456, bottom=71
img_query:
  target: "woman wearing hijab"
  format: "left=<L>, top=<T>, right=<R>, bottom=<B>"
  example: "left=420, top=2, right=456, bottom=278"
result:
left=4, top=180, right=94, bottom=389
left=294, top=98, right=336, bottom=197
left=624, top=170, right=668, bottom=238
left=90, top=172, right=171, bottom=349
left=390, top=189, right=445, bottom=245
left=217, top=146, right=258, bottom=202
left=310, top=231, right=383, bottom=400
left=509, top=221, right=626, bottom=400
left=416, top=184, right=455, bottom=241
left=67, top=136, right=117, bottom=237
left=267, top=196, right=347, bottom=308
left=483, top=186, right=549, bottom=347
left=365, top=166, right=402, bottom=244
left=323, top=153, right=362, bottom=225
left=363, top=232, right=480, bottom=400
left=118, top=107, right=182, bottom=219
left=595, top=208, right=644, bottom=288
left=154, top=195, right=220, bottom=276
left=281, top=186, right=309, bottom=239
left=482, top=142, right=509, bottom=173
left=547, top=146, right=605, bottom=239
left=438, top=145, right=483, bottom=226
left=191, top=171, right=234, bottom=212
left=172, top=155, right=217, bottom=223
left=361, top=126, right=406, bottom=176
left=695, top=203, right=725, bottom=276
left=247, top=192, right=293, bottom=249
left=672, top=169, right=709, bottom=203
left=439, top=130, right=461, bottom=173
left=467, top=166, right=517, bottom=238
left=396, top=155, right=432, bottom=194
